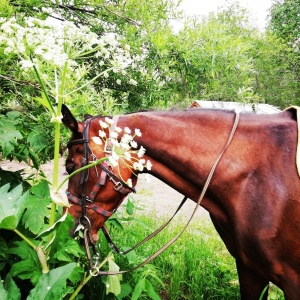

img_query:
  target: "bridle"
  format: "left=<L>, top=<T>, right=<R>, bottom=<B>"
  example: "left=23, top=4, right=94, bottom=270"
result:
left=65, top=111, right=240, bottom=276
left=66, top=116, right=136, bottom=266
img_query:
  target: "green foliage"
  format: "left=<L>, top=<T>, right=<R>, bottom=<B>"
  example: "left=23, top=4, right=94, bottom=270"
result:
left=0, top=112, right=23, bottom=159
left=27, top=263, right=78, bottom=300
left=0, top=275, right=21, bottom=300
left=0, top=184, right=28, bottom=230
left=269, top=0, right=300, bottom=43
left=9, top=241, right=42, bottom=285
left=21, top=180, right=51, bottom=234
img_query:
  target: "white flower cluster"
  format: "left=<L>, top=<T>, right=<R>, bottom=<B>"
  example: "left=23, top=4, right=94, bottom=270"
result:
left=0, top=16, right=137, bottom=82
left=91, top=117, right=152, bottom=186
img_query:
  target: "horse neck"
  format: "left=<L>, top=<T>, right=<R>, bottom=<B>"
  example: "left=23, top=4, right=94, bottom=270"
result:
left=119, top=110, right=237, bottom=200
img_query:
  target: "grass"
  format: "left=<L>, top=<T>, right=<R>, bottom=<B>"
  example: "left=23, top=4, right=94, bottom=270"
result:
left=110, top=200, right=285, bottom=300
left=82, top=197, right=284, bottom=299
left=119, top=214, right=240, bottom=299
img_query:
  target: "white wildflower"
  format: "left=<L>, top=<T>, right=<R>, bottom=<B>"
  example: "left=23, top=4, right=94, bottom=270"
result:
left=92, top=136, right=102, bottom=145
left=105, top=117, right=114, bottom=124
left=134, top=128, right=142, bottom=137
left=99, top=130, right=106, bottom=138
left=115, top=126, right=122, bottom=133
left=99, top=120, right=108, bottom=128
left=129, top=78, right=138, bottom=86
left=146, top=160, right=152, bottom=171
left=124, top=127, right=131, bottom=134
left=108, top=156, right=118, bottom=167
left=127, top=178, right=133, bottom=188
left=138, top=146, right=146, bottom=158
left=130, top=140, right=138, bottom=148
left=133, top=161, right=144, bottom=171
left=124, top=151, right=131, bottom=161
left=110, top=132, right=118, bottom=139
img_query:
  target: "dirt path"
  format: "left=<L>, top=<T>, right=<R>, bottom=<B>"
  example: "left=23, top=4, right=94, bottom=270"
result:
left=1, top=158, right=209, bottom=221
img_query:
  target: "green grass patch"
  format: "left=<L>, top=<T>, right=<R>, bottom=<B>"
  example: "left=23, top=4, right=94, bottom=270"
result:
left=110, top=207, right=285, bottom=300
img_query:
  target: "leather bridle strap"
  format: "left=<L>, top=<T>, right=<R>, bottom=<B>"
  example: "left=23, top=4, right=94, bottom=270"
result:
left=93, top=111, right=240, bottom=276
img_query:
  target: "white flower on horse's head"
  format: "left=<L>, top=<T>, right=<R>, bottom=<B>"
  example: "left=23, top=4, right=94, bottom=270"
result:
left=124, top=151, right=131, bottom=161
left=92, top=136, right=102, bottom=145
left=108, top=155, right=118, bottom=167
left=110, top=132, right=118, bottom=139
left=111, top=151, right=119, bottom=161
left=127, top=178, right=133, bottom=188
left=99, top=130, right=106, bottom=138
left=99, top=120, right=108, bottom=128
left=121, top=133, right=132, bottom=144
left=133, top=161, right=144, bottom=171
left=105, top=117, right=114, bottom=125
left=115, top=126, right=122, bottom=133
left=146, top=160, right=152, bottom=171
left=130, top=140, right=138, bottom=149
left=93, top=120, right=152, bottom=176
left=134, top=128, right=142, bottom=137
left=137, top=146, right=146, bottom=158
left=124, top=127, right=131, bottom=134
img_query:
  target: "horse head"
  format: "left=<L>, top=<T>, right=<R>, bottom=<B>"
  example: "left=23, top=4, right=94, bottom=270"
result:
left=61, top=105, right=138, bottom=244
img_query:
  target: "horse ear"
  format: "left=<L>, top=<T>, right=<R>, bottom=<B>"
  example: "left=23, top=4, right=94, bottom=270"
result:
left=84, top=114, right=93, bottom=120
left=61, top=104, right=78, bottom=133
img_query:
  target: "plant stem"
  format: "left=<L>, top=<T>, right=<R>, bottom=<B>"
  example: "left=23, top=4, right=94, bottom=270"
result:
left=56, top=158, right=107, bottom=191
left=13, top=228, right=37, bottom=249
left=13, top=229, right=50, bottom=273
left=69, top=254, right=111, bottom=300
left=49, top=121, right=61, bottom=228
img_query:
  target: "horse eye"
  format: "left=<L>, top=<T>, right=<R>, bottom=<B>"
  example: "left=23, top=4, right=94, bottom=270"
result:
left=66, top=164, right=75, bottom=175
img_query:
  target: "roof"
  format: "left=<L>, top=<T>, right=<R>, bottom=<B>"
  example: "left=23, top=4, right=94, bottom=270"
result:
left=189, top=100, right=281, bottom=114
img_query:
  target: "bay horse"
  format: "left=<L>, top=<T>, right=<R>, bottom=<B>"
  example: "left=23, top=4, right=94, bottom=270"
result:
left=61, top=104, right=300, bottom=299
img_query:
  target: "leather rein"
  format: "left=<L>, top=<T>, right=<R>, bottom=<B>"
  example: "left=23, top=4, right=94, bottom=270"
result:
left=66, top=112, right=240, bottom=276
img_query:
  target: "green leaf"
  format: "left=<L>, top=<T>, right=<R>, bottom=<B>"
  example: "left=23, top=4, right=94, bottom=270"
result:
left=6, top=111, right=21, bottom=121
left=9, top=241, right=42, bottom=285
left=131, top=278, right=145, bottom=300
left=0, top=279, right=8, bottom=300
left=27, top=263, right=77, bottom=300
left=27, top=129, right=48, bottom=153
left=144, top=279, right=161, bottom=300
left=22, top=181, right=51, bottom=234
left=117, top=283, right=132, bottom=300
left=125, top=198, right=134, bottom=215
left=4, top=275, right=21, bottom=300
left=34, top=93, right=52, bottom=111
left=0, top=236, right=8, bottom=271
left=105, top=255, right=122, bottom=296
left=0, top=184, right=28, bottom=230
left=0, top=117, right=23, bottom=157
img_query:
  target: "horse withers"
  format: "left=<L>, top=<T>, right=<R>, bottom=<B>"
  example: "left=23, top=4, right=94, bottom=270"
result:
left=62, top=104, right=300, bottom=299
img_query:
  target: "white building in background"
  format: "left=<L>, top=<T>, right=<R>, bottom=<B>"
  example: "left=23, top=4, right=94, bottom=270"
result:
left=189, top=100, right=281, bottom=114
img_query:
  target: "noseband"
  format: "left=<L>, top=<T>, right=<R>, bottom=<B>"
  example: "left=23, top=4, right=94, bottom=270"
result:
left=66, top=116, right=136, bottom=225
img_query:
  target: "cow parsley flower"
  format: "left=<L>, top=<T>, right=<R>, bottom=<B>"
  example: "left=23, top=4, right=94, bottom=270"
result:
left=93, top=118, right=152, bottom=178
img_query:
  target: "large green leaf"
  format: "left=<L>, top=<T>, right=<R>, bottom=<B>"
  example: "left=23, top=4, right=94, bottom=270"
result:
left=9, top=241, right=42, bottom=285
left=27, top=263, right=77, bottom=300
left=0, top=184, right=28, bottom=230
left=27, top=129, right=48, bottom=153
left=0, top=116, right=23, bottom=157
left=106, top=255, right=122, bottom=296
left=4, top=275, right=21, bottom=300
left=22, top=180, right=50, bottom=234
left=0, top=278, right=7, bottom=300
left=0, top=236, right=8, bottom=271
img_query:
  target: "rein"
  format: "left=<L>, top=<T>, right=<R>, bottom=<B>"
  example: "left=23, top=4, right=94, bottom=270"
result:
left=88, top=111, right=240, bottom=276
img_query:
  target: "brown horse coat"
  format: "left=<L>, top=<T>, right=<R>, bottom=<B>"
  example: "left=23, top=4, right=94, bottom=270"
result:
left=62, top=105, right=300, bottom=299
